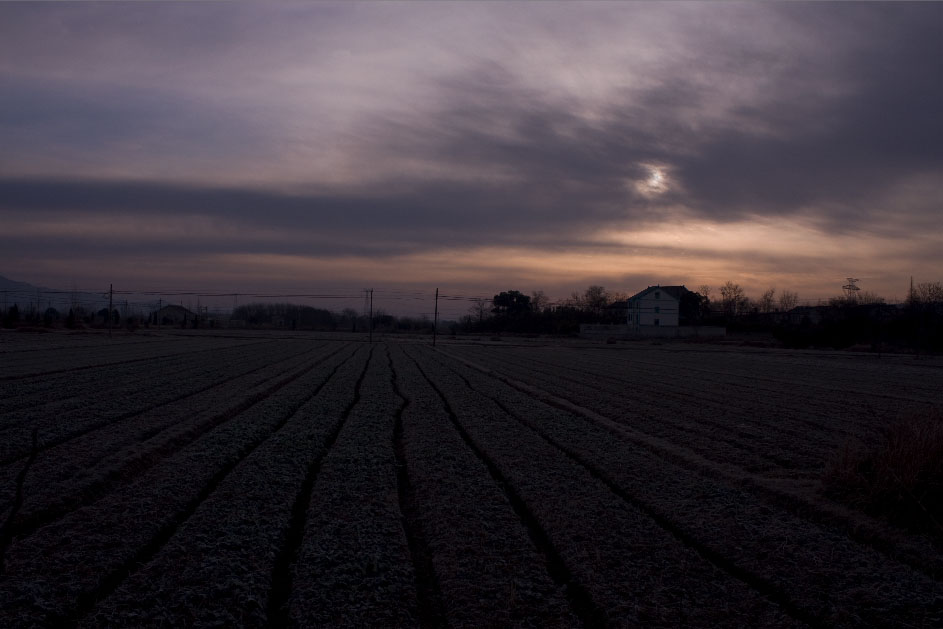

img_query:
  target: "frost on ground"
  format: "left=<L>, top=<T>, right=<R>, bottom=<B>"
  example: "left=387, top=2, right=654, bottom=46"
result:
left=0, top=331, right=940, bottom=627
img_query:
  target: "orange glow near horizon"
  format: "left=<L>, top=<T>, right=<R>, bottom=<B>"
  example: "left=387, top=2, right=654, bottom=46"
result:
left=5, top=211, right=935, bottom=307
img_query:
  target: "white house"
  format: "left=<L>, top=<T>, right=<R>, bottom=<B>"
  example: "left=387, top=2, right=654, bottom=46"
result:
left=626, top=285, right=685, bottom=330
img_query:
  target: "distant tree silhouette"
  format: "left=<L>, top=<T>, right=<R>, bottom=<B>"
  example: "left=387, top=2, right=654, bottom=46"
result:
left=913, top=281, right=943, bottom=304
left=778, top=290, right=799, bottom=312
left=530, top=290, right=549, bottom=313
left=679, top=290, right=709, bottom=324
left=758, top=288, right=776, bottom=314
left=468, top=298, right=490, bottom=326
left=492, top=291, right=532, bottom=317
left=43, top=307, right=59, bottom=327
left=2, top=303, right=19, bottom=328
left=720, top=281, right=747, bottom=318
left=582, top=285, right=609, bottom=316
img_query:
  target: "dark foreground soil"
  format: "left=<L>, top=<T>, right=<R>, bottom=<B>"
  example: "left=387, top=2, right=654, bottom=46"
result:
left=1, top=331, right=940, bottom=627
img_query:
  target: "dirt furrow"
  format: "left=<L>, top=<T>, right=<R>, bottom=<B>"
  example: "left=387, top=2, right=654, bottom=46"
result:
left=461, top=344, right=941, bottom=410
left=499, top=343, right=943, bottom=399
left=0, top=343, right=360, bottom=626
left=0, top=338, right=288, bottom=418
left=403, top=345, right=597, bottom=627
left=411, top=345, right=798, bottom=627
left=1, top=336, right=263, bottom=380
left=266, top=344, right=374, bottom=627
left=81, top=346, right=369, bottom=627
left=431, top=349, right=943, bottom=626
left=0, top=342, right=350, bottom=548
left=287, top=344, right=420, bottom=626
left=464, top=349, right=804, bottom=475
left=465, top=346, right=857, bottom=433
left=0, top=341, right=330, bottom=524
left=0, top=335, right=168, bottom=355
left=388, top=346, right=448, bottom=628
left=393, top=344, right=576, bottom=627
left=442, top=347, right=943, bottom=579
left=454, top=347, right=868, bottom=476
left=0, top=430, right=37, bottom=576
left=0, top=341, right=322, bottom=458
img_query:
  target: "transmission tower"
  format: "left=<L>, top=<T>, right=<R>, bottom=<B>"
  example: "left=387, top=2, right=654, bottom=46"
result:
left=842, top=278, right=860, bottom=302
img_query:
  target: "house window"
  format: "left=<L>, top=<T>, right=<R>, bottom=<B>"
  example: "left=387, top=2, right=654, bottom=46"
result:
left=655, top=291, right=660, bottom=299
left=655, top=306, right=660, bottom=313
left=654, top=318, right=660, bottom=326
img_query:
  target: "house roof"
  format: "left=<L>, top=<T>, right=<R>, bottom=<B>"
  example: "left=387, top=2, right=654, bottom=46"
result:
left=627, top=285, right=688, bottom=303
left=156, top=304, right=195, bottom=316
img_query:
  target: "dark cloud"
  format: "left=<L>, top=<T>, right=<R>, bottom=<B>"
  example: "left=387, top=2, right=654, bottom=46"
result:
left=0, top=2, right=940, bottom=297
left=669, top=3, right=943, bottom=224
left=0, top=75, right=272, bottom=176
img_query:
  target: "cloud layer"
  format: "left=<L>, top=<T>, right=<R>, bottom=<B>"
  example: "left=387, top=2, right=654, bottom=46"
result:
left=1, top=2, right=940, bottom=305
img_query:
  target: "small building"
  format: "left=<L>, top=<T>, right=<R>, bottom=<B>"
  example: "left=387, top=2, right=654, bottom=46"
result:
left=580, top=285, right=725, bottom=339
left=153, top=304, right=195, bottom=326
left=626, top=285, right=685, bottom=330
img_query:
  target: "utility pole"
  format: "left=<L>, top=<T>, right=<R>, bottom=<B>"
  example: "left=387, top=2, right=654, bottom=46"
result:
left=108, top=283, right=113, bottom=338
left=369, top=289, right=374, bottom=344
left=433, top=288, right=439, bottom=347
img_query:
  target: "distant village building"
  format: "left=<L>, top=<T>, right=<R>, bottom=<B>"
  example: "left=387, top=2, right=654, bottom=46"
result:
left=153, top=304, right=195, bottom=326
left=626, top=285, right=685, bottom=329
left=581, top=284, right=725, bottom=339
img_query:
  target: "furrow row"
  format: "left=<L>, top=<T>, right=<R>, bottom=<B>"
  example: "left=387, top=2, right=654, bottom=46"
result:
left=1, top=336, right=263, bottom=380
left=432, top=349, right=943, bottom=626
left=453, top=347, right=904, bottom=478
left=0, top=340, right=320, bottom=448
left=412, top=345, right=798, bottom=627
left=0, top=342, right=349, bottom=547
left=0, top=343, right=359, bottom=625
left=284, top=345, right=421, bottom=625
left=393, top=344, right=576, bottom=627
left=0, top=338, right=292, bottom=418
left=83, top=345, right=368, bottom=626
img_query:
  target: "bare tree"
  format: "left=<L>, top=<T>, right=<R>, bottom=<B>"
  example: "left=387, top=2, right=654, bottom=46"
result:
left=530, top=290, right=549, bottom=313
left=583, top=285, right=609, bottom=315
left=778, top=290, right=799, bottom=312
left=698, top=284, right=712, bottom=301
left=857, top=291, right=884, bottom=305
left=719, top=281, right=746, bottom=318
left=914, top=281, right=943, bottom=304
left=469, top=297, right=490, bottom=324
left=758, top=288, right=776, bottom=314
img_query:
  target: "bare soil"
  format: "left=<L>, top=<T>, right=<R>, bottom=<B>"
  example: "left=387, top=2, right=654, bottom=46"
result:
left=0, top=331, right=940, bottom=627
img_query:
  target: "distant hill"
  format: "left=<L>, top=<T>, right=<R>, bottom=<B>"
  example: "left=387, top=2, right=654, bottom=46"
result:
left=0, top=275, right=108, bottom=313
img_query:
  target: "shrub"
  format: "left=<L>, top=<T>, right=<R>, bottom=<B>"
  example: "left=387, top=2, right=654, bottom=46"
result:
left=823, top=409, right=943, bottom=539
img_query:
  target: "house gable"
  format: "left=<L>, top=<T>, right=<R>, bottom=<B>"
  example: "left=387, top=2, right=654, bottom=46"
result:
left=626, top=285, right=687, bottom=328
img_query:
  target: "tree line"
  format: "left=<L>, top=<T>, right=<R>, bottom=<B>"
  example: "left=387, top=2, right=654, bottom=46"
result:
left=453, top=280, right=943, bottom=352
left=3, top=281, right=941, bottom=352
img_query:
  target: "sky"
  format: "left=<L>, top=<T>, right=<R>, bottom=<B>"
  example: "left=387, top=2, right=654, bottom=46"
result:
left=1, top=2, right=941, bottom=317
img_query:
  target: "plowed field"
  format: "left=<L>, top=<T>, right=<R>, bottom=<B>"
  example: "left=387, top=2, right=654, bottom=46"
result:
left=1, top=331, right=941, bottom=627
